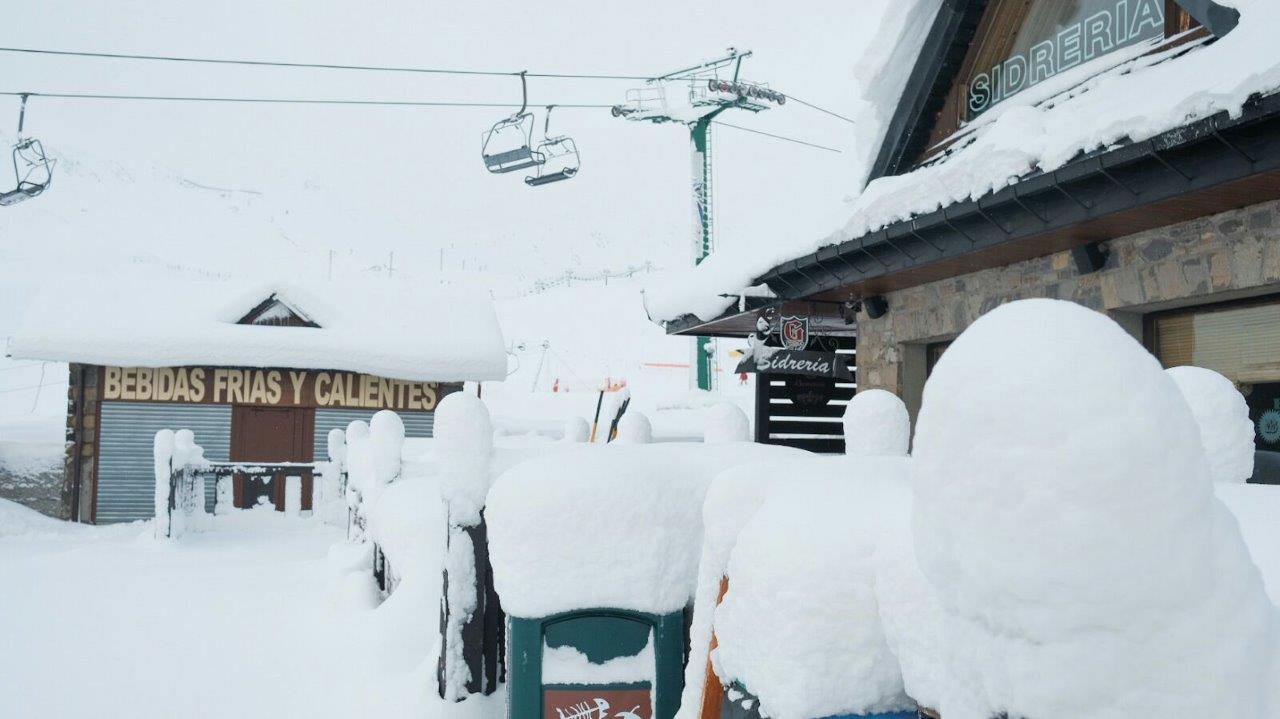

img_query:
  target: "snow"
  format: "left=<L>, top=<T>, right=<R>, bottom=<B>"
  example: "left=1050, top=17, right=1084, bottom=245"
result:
left=561, top=416, right=591, bottom=443
left=0, top=438, right=63, bottom=477
left=1216, top=482, right=1280, bottom=607
left=0, top=506, right=505, bottom=718
left=0, top=496, right=87, bottom=538
left=712, top=461, right=915, bottom=719
left=912, top=298, right=1278, bottom=718
left=1167, top=365, right=1256, bottom=484
left=703, top=402, right=750, bottom=444
left=543, top=633, right=656, bottom=686
left=646, top=0, right=1280, bottom=323
left=614, top=411, right=653, bottom=444
left=485, top=442, right=804, bottom=618
left=434, top=392, right=494, bottom=527
left=6, top=278, right=507, bottom=382
left=842, top=388, right=911, bottom=457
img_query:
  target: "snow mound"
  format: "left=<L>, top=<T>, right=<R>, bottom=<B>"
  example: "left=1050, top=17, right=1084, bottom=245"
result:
left=713, top=462, right=915, bottom=719
left=843, top=389, right=910, bottom=457
left=0, top=498, right=82, bottom=539
left=561, top=416, right=591, bottom=443
left=1167, top=365, right=1256, bottom=484
left=486, top=442, right=804, bottom=617
left=614, top=411, right=653, bottom=444
left=704, top=402, right=750, bottom=444
left=913, top=299, right=1278, bottom=718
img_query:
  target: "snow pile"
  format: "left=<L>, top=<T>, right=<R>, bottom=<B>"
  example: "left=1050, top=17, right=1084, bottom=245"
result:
left=561, top=416, right=591, bottom=443
left=0, top=497, right=85, bottom=539
left=843, top=389, right=911, bottom=457
left=711, top=462, right=916, bottom=719
left=1217, top=483, right=1280, bottom=607
left=7, top=278, right=507, bottom=381
left=1167, top=365, right=1256, bottom=483
left=913, top=299, right=1278, bottom=718
left=646, top=0, right=1280, bottom=323
left=704, top=402, right=750, bottom=444
left=486, top=442, right=803, bottom=618
left=614, top=411, right=653, bottom=444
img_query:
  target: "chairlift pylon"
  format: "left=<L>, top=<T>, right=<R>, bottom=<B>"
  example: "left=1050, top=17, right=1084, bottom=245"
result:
left=481, top=72, right=546, bottom=174
left=524, top=106, right=580, bottom=187
left=0, top=94, right=55, bottom=207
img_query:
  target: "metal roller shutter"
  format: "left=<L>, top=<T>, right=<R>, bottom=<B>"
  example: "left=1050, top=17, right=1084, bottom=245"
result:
left=96, top=403, right=232, bottom=524
left=313, top=408, right=435, bottom=461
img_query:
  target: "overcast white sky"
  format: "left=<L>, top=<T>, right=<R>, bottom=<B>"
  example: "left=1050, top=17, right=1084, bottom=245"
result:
left=0, top=0, right=886, bottom=428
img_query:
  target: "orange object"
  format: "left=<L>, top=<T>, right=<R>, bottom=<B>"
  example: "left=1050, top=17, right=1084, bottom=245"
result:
left=697, top=576, right=731, bottom=719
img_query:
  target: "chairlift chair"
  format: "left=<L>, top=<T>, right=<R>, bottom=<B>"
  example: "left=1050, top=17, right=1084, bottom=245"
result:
left=524, top=106, right=580, bottom=187
left=1, top=95, right=55, bottom=207
left=482, top=72, right=546, bottom=174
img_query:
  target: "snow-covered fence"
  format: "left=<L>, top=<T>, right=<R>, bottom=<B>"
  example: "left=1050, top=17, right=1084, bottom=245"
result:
left=153, top=429, right=211, bottom=540
left=152, top=427, right=341, bottom=539
left=341, top=411, right=406, bottom=594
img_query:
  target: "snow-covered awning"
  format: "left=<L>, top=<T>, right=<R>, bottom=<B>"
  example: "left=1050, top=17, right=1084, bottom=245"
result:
left=644, top=0, right=1280, bottom=327
left=6, top=278, right=508, bottom=382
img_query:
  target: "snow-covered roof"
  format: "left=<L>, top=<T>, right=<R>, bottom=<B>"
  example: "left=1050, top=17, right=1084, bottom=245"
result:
left=6, top=279, right=507, bottom=382
left=645, top=0, right=1280, bottom=324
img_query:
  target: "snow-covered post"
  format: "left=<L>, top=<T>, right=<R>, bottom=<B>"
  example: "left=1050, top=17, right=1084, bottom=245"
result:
left=1166, top=366, right=1255, bottom=483
left=284, top=476, right=302, bottom=516
left=614, top=410, right=653, bottom=444
left=434, top=392, right=500, bottom=700
left=343, top=420, right=370, bottom=541
left=316, top=428, right=347, bottom=525
left=913, top=300, right=1277, bottom=718
left=842, top=389, right=910, bottom=457
left=704, top=402, right=750, bottom=443
left=153, top=429, right=176, bottom=539
left=154, top=428, right=210, bottom=539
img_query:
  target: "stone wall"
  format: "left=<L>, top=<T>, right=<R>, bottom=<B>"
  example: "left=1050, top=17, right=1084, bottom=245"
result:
left=856, top=198, right=1280, bottom=419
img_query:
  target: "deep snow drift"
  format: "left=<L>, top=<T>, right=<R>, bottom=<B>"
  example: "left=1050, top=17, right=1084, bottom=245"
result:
left=0, top=501, right=495, bottom=719
left=912, top=299, right=1278, bottom=718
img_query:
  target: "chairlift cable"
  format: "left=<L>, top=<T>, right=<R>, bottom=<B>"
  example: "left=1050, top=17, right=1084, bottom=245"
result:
left=0, top=46, right=859, bottom=124
left=781, top=93, right=858, bottom=125
left=713, top=121, right=842, bottom=153
left=0, top=93, right=843, bottom=155
left=0, top=46, right=652, bottom=81
left=0, top=90, right=615, bottom=109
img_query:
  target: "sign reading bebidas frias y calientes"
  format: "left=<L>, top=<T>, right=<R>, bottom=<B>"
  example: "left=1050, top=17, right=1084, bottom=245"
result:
left=101, top=366, right=447, bottom=411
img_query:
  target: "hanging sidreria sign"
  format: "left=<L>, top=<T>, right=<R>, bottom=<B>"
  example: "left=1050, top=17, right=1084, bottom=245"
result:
left=735, top=348, right=854, bottom=381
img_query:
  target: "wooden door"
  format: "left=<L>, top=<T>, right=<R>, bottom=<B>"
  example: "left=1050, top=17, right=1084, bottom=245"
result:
left=230, top=406, right=315, bottom=511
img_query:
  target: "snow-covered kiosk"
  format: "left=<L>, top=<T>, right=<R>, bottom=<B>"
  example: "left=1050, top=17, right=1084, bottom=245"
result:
left=6, top=279, right=506, bottom=524
left=646, top=0, right=1280, bottom=477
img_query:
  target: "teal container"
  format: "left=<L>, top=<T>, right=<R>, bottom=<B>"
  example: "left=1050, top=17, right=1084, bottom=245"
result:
left=508, top=609, right=686, bottom=719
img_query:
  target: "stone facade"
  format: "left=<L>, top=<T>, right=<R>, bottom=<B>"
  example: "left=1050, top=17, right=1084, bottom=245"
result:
left=856, top=198, right=1280, bottom=419
left=64, top=363, right=98, bottom=522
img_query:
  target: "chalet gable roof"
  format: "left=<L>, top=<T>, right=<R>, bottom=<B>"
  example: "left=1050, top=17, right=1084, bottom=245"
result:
left=869, top=0, right=1242, bottom=183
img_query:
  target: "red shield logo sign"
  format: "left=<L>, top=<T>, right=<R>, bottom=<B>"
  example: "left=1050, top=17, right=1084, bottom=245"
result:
left=780, top=316, right=809, bottom=351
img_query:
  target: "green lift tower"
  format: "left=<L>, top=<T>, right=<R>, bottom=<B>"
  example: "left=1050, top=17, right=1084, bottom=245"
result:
left=612, top=49, right=785, bottom=391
